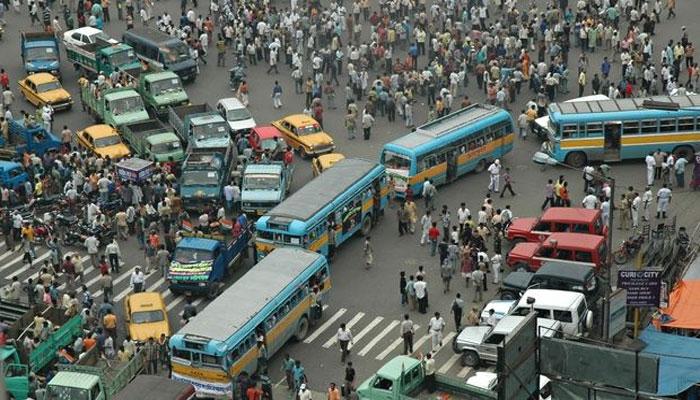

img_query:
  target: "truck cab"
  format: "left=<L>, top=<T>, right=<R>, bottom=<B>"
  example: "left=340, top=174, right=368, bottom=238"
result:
left=2, top=119, right=62, bottom=160
left=101, top=90, right=149, bottom=128
left=241, top=162, right=294, bottom=216
left=2, top=346, right=29, bottom=400
left=21, top=32, right=60, bottom=76
left=44, top=371, right=104, bottom=400
left=138, top=71, right=189, bottom=117
left=168, top=104, right=231, bottom=150
left=168, top=231, right=250, bottom=298
left=179, top=147, right=231, bottom=209
left=0, top=161, right=29, bottom=189
left=122, top=120, right=184, bottom=162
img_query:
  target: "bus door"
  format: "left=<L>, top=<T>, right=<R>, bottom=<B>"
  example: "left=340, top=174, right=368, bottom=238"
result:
left=446, top=148, right=458, bottom=183
left=603, top=122, right=622, bottom=161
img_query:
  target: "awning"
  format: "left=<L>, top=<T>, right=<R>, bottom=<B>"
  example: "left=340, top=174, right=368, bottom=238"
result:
left=657, top=280, right=700, bottom=329
left=640, top=327, right=700, bottom=396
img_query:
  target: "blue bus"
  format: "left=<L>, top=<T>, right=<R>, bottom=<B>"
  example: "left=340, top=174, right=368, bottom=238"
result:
left=255, top=158, right=387, bottom=260
left=542, top=94, right=700, bottom=167
left=169, top=247, right=330, bottom=398
left=380, top=104, right=515, bottom=197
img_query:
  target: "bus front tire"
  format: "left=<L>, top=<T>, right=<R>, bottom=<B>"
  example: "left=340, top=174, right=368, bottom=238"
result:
left=294, top=317, right=309, bottom=341
left=673, top=145, right=694, bottom=161
left=361, top=215, right=372, bottom=236
left=475, top=159, right=487, bottom=173
left=565, top=151, right=587, bottom=168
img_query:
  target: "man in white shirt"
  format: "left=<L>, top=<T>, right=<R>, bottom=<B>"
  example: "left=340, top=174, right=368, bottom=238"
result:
left=420, top=211, right=432, bottom=245
left=631, top=193, right=641, bottom=229
left=642, top=186, right=653, bottom=221
left=457, top=203, right=470, bottom=236
left=427, top=312, right=445, bottom=352
left=130, top=267, right=145, bottom=293
left=656, top=184, right=672, bottom=219
left=414, top=276, right=428, bottom=314
left=84, top=234, right=100, bottom=268
left=582, top=191, right=598, bottom=209
left=645, top=152, right=656, bottom=186
left=490, top=254, right=503, bottom=284
left=582, top=165, right=595, bottom=192
left=336, top=323, right=354, bottom=362
left=487, top=159, right=501, bottom=193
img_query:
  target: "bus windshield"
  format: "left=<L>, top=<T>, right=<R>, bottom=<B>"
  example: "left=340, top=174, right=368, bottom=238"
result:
left=175, top=248, right=214, bottom=263
left=383, top=151, right=411, bottom=170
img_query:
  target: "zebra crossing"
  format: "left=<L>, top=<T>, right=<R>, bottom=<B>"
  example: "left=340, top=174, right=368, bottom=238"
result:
left=302, top=307, right=489, bottom=378
left=0, top=240, right=204, bottom=320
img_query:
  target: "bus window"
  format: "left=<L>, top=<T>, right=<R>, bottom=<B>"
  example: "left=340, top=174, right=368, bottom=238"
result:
left=383, top=151, right=412, bottom=170
left=561, top=124, right=578, bottom=138
left=678, top=117, right=695, bottom=131
left=622, top=121, right=639, bottom=135
left=641, top=120, right=658, bottom=134
left=659, top=119, right=677, bottom=133
left=586, top=123, right=603, bottom=137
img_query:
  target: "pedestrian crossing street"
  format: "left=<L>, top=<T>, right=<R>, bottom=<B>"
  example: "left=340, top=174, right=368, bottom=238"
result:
left=301, top=306, right=490, bottom=379
left=0, top=240, right=204, bottom=319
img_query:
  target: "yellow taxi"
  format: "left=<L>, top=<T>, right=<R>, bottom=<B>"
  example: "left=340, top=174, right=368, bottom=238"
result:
left=17, top=72, right=73, bottom=111
left=77, top=124, right=131, bottom=159
left=124, top=291, right=171, bottom=342
left=312, top=152, right=346, bottom=176
left=271, top=114, right=335, bottom=158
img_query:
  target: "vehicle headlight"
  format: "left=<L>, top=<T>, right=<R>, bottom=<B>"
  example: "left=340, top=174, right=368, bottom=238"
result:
left=198, top=282, right=207, bottom=287
left=243, top=202, right=251, bottom=207
left=309, top=144, right=315, bottom=150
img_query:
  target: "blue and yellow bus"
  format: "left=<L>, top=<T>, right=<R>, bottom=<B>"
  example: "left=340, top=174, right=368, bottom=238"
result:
left=542, top=94, right=700, bottom=167
left=169, top=247, right=330, bottom=398
left=254, top=158, right=387, bottom=260
left=380, top=103, right=515, bottom=196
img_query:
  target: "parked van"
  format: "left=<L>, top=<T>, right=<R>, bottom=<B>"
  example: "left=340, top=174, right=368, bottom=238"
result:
left=506, top=232, right=608, bottom=272
left=500, top=261, right=601, bottom=304
left=122, top=27, right=197, bottom=82
left=507, top=207, right=607, bottom=244
left=513, top=289, right=593, bottom=338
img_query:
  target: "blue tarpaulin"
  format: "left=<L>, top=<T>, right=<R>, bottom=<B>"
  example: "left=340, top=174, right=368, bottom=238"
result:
left=640, top=327, right=700, bottom=396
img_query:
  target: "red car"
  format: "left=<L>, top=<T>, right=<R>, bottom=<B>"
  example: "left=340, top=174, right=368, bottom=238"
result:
left=248, top=125, right=286, bottom=154
left=506, top=232, right=608, bottom=272
left=507, top=207, right=607, bottom=244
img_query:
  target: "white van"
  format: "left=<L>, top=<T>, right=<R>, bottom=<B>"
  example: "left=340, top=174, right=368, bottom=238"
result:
left=513, top=289, right=593, bottom=338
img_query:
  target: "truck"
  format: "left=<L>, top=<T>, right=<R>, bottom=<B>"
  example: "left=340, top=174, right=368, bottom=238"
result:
left=43, top=347, right=144, bottom=400
left=65, top=39, right=142, bottom=77
left=16, top=311, right=84, bottom=373
left=79, top=80, right=150, bottom=129
left=3, top=346, right=30, bottom=400
left=356, top=355, right=496, bottom=400
left=135, top=71, right=189, bottom=118
left=122, top=119, right=185, bottom=162
left=240, top=162, right=294, bottom=216
left=168, top=228, right=251, bottom=298
left=113, top=375, right=196, bottom=400
left=0, top=119, right=62, bottom=160
left=179, top=146, right=232, bottom=209
left=20, top=32, right=60, bottom=76
left=168, top=104, right=231, bottom=151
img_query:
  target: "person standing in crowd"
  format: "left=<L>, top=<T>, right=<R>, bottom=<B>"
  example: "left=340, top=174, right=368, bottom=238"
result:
left=400, top=313, right=414, bottom=355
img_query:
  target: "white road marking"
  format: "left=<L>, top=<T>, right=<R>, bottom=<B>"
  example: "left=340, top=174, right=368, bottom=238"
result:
left=438, top=354, right=461, bottom=374
left=303, top=308, right=347, bottom=344
left=457, top=366, right=472, bottom=378
left=322, top=312, right=364, bottom=348
left=347, top=316, right=384, bottom=350
left=3, top=249, right=51, bottom=276
left=375, top=337, right=404, bottom=360
left=357, top=320, right=399, bottom=357
left=412, top=333, right=432, bottom=354
left=433, top=332, right=456, bottom=355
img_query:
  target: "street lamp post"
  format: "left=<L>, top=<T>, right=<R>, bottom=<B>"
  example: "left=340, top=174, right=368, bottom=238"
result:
left=532, top=152, right=615, bottom=341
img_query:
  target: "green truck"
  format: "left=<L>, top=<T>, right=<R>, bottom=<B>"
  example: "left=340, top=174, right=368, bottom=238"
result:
left=42, top=347, right=144, bottom=400
left=79, top=82, right=150, bottom=129
left=3, top=346, right=30, bottom=400
left=356, top=356, right=497, bottom=400
left=179, top=146, right=232, bottom=209
left=135, top=71, right=189, bottom=118
left=65, top=40, right=141, bottom=77
left=121, top=119, right=185, bottom=162
left=240, top=162, right=295, bottom=216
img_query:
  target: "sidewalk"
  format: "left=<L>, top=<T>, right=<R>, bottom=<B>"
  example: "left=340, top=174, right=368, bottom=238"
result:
left=271, top=385, right=326, bottom=399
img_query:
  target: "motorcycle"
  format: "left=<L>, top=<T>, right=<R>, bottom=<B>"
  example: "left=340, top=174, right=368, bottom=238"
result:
left=613, top=234, right=645, bottom=265
left=63, top=223, right=114, bottom=247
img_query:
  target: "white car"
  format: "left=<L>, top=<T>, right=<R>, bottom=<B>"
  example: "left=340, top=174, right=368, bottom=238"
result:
left=63, top=27, right=118, bottom=47
left=216, top=97, right=256, bottom=135
left=479, top=299, right=517, bottom=325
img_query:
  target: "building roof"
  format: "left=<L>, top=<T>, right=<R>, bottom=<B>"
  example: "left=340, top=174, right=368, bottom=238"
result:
left=657, top=280, right=700, bottom=330
left=640, top=327, right=700, bottom=396
left=48, top=372, right=100, bottom=389
left=176, top=248, right=324, bottom=342
left=540, top=207, right=600, bottom=224
left=544, top=232, right=604, bottom=249
left=265, top=158, right=380, bottom=222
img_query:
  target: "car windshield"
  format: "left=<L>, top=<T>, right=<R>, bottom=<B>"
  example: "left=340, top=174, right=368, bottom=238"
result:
left=244, top=174, right=280, bottom=190
left=295, top=124, right=321, bottom=135
left=151, top=140, right=181, bottom=153
left=161, top=42, right=191, bottom=64
left=37, top=81, right=62, bottom=93
left=151, top=77, right=182, bottom=95
left=94, top=136, right=121, bottom=147
left=383, top=151, right=411, bottom=170
left=182, top=170, right=219, bottom=186
left=192, top=123, right=228, bottom=140
left=108, top=50, right=136, bottom=68
left=108, top=96, right=145, bottom=115
left=26, top=47, right=58, bottom=61
left=46, top=386, right=90, bottom=400
left=131, top=310, right=165, bottom=324
left=226, top=108, right=252, bottom=121
left=93, top=32, right=111, bottom=42
left=174, top=248, right=214, bottom=263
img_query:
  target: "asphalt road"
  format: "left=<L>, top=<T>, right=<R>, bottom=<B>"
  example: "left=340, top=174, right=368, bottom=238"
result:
left=2, top=0, right=700, bottom=394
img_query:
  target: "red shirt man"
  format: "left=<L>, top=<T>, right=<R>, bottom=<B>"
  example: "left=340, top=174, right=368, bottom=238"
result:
left=428, top=222, right=440, bottom=242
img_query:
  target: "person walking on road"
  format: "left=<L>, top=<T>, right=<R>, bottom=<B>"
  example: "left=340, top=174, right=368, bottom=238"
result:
left=414, top=275, right=428, bottom=314
left=130, top=267, right=145, bottom=293
left=542, top=179, right=555, bottom=210
left=405, top=275, right=416, bottom=311
left=336, top=323, right=354, bottom=363
left=344, top=362, right=356, bottom=396
left=282, top=354, right=295, bottom=391
left=451, top=293, right=465, bottom=330
left=642, top=186, right=653, bottom=221
left=361, top=109, right=374, bottom=140
left=500, top=168, right=516, bottom=197
left=428, top=312, right=445, bottom=353
left=487, top=159, right=501, bottom=193
left=472, top=266, right=485, bottom=303
left=419, top=210, right=432, bottom=245
left=440, top=258, right=454, bottom=293
left=656, top=184, right=672, bottom=219
left=400, top=314, right=414, bottom=355
left=105, top=239, right=121, bottom=273
left=272, top=81, right=283, bottom=109
left=84, top=233, right=100, bottom=268
left=363, top=236, right=373, bottom=269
